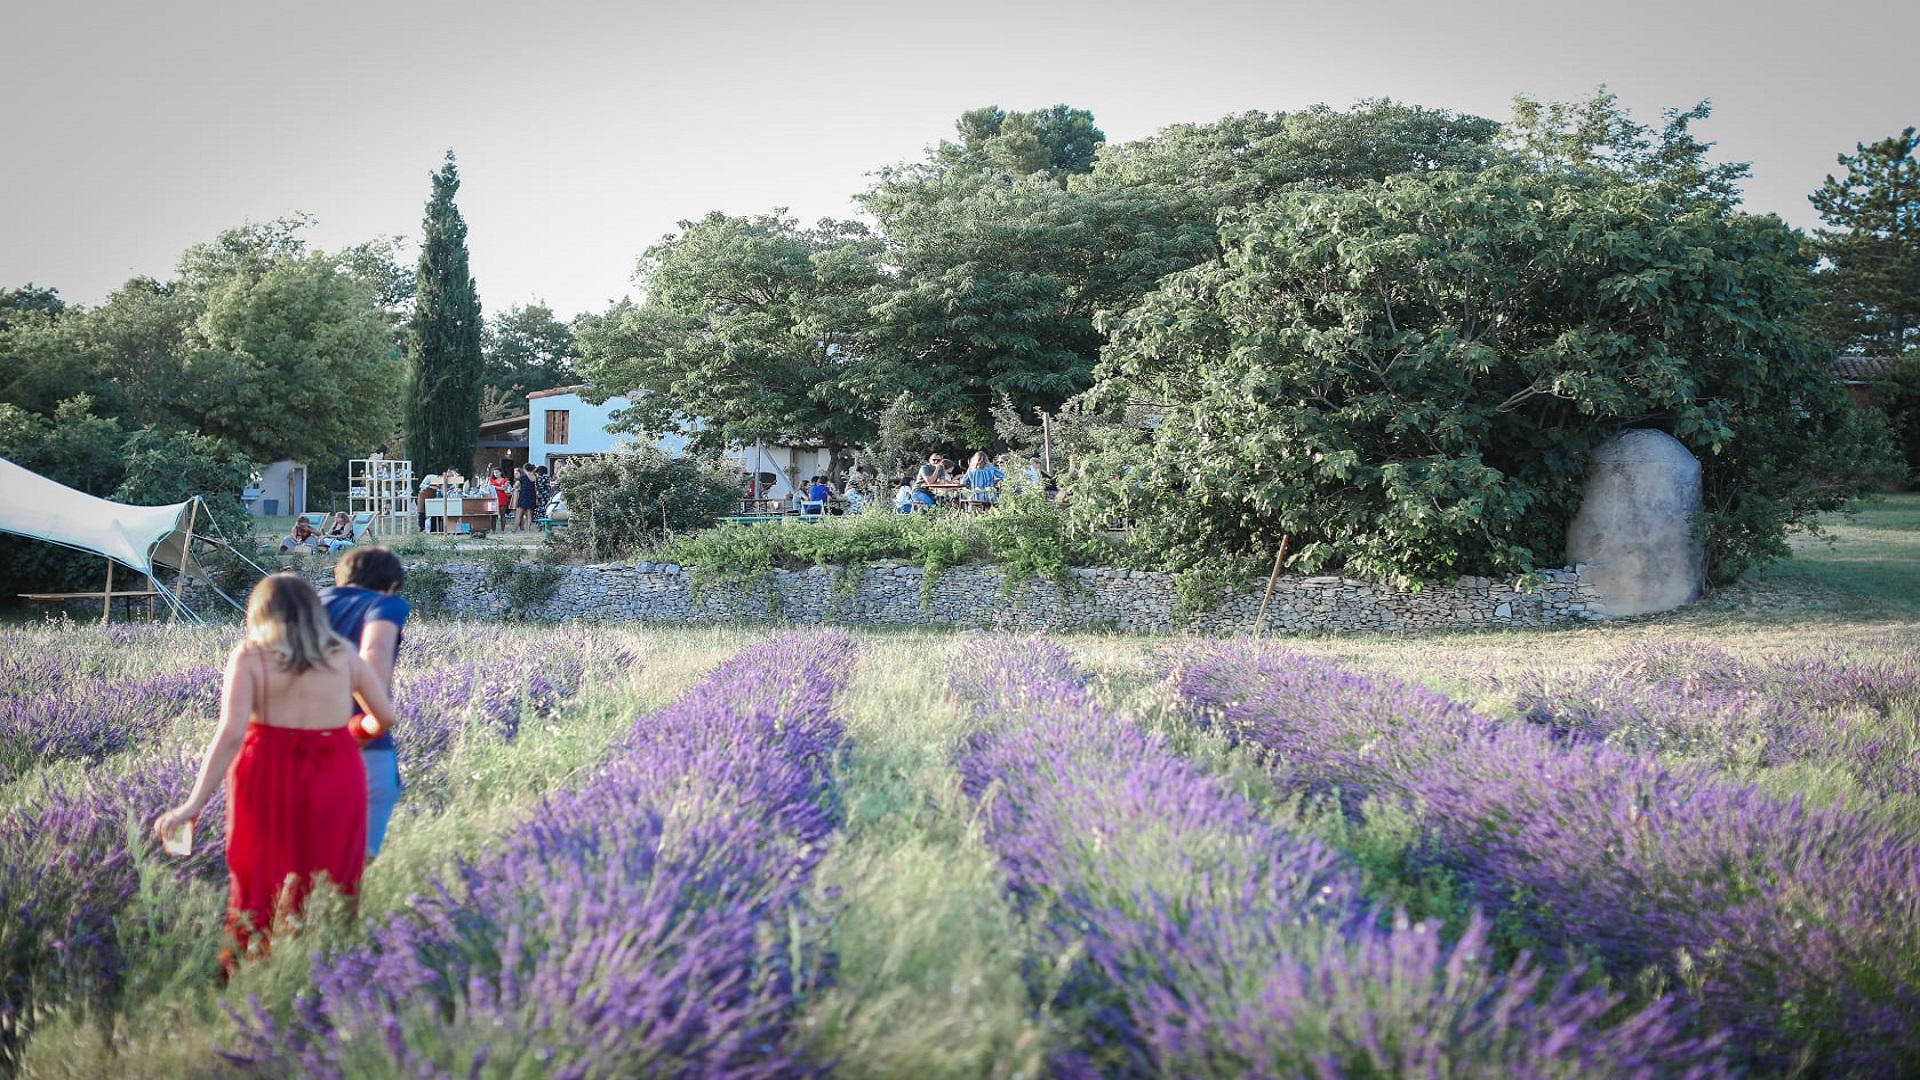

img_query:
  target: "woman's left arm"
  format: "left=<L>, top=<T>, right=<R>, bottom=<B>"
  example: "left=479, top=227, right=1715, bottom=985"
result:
left=155, top=646, right=254, bottom=838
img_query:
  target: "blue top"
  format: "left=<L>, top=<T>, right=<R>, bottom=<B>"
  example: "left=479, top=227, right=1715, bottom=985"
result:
left=807, top=483, right=832, bottom=502
left=318, top=585, right=410, bottom=752
left=963, top=465, right=1005, bottom=491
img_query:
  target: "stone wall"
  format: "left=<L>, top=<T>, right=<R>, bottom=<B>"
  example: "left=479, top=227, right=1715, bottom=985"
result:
left=375, top=560, right=1606, bottom=634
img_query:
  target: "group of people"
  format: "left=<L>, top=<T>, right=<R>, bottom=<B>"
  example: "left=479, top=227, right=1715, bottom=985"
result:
left=154, top=547, right=412, bottom=971
left=892, top=451, right=1011, bottom=513
left=412, top=462, right=556, bottom=534
left=487, top=461, right=555, bottom=531
left=740, top=451, right=1023, bottom=518
left=279, top=512, right=358, bottom=554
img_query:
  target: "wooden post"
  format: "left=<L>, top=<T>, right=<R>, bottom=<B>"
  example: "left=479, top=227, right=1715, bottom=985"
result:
left=102, top=558, right=114, bottom=625
left=1254, top=534, right=1292, bottom=638
left=171, top=499, right=200, bottom=623
left=1041, top=412, right=1054, bottom=476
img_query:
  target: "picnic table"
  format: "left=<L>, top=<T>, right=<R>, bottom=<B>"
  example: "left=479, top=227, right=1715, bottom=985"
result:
left=19, top=590, right=161, bottom=619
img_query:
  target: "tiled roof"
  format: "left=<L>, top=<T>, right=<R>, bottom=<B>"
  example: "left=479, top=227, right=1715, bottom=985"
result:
left=526, top=385, right=589, bottom=400
left=1833, top=355, right=1895, bottom=382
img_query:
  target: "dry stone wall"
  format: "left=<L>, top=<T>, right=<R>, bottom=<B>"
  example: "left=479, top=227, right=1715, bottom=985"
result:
left=382, top=560, right=1606, bottom=634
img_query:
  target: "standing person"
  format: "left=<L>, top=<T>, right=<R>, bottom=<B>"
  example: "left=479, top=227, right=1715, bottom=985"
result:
left=487, top=468, right=511, bottom=530
left=154, top=574, right=396, bottom=970
left=318, top=547, right=410, bottom=858
left=534, top=465, right=556, bottom=513
left=513, top=464, right=539, bottom=531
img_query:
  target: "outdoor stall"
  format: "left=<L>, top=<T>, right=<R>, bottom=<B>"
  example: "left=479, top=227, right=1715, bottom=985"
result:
left=421, top=472, right=498, bottom=535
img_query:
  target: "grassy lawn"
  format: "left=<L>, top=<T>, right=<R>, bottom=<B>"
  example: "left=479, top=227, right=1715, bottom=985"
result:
left=1759, top=492, right=1920, bottom=614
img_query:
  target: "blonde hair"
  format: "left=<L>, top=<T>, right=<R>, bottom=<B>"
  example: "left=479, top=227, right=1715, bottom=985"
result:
left=246, top=573, right=347, bottom=675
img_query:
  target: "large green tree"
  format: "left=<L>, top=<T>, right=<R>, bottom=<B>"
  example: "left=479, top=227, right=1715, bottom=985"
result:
left=1, top=218, right=400, bottom=465
left=1083, top=160, right=1894, bottom=586
left=182, top=250, right=399, bottom=464
left=404, top=152, right=485, bottom=473
left=483, top=302, right=579, bottom=413
left=1809, top=126, right=1920, bottom=354
left=858, top=102, right=1507, bottom=445
left=576, top=211, right=882, bottom=463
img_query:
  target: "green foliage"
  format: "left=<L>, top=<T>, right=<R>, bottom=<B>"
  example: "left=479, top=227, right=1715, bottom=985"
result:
left=0, top=397, right=251, bottom=596
left=484, top=553, right=563, bottom=618
left=0, top=283, right=65, bottom=323
left=1504, top=90, right=1749, bottom=208
left=1876, top=353, right=1920, bottom=479
left=1085, top=157, right=1896, bottom=587
left=1809, top=127, right=1920, bottom=355
left=0, top=217, right=402, bottom=469
left=404, top=563, right=454, bottom=613
left=557, top=447, right=740, bottom=559
left=657, top=493, right=1098, bottom=601
left=575, top=212, right=882, bottom=459
left=1076, top=100, right=1500, bottom=271
left=404, top=152, right=486, bottom=476
left=112, top=428, right=253, bottom=541
left=483, top=303, right=578, bottom=414
left=187, top=250, right=400, bottom=465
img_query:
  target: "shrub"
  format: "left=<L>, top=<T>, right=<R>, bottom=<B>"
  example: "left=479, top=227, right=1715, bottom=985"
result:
left=656, top=491, right=1101, bottom=599
left=1085, top=164, right=1898, bottom=585
left=484, top=553, right=564, bottom=618
left=557, top=448, right=739, bottom=559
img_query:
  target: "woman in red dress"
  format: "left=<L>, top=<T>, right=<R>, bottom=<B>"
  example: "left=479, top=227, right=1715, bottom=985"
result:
left=155, top=574, right=398, bottom=967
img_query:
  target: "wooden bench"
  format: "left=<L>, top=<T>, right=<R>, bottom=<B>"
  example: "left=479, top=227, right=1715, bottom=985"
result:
left=19, top=590, right=161, bottom=620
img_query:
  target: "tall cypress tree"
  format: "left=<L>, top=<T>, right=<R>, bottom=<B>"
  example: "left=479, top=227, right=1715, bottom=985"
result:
left=403, top=151, right=484, bottom=474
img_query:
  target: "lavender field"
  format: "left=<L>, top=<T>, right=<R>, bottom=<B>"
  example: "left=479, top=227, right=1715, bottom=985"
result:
left=0, top=603, right=1915, bottom=1077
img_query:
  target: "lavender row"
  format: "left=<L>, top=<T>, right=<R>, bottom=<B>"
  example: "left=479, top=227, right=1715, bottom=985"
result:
left=224, top=630, right=857, bottom=1078
left=951, top=638, right=1723, bottom=1078
left=0, top=635, right=614, bottom=1054
left=1170, top=644, right=1920, bottom=1076
left=1509, top=640, right=1920, bottom=795
left=0, top=665, right=222, bottom=782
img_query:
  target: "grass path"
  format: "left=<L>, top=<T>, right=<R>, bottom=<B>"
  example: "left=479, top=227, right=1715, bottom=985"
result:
left=14, top=624, right=757, bottom=1077
left=794, top=634, right=1053, bottom=1078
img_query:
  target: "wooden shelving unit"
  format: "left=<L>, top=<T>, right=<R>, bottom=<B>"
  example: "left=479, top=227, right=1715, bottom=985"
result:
left=348, top=457, right=416, bottom=537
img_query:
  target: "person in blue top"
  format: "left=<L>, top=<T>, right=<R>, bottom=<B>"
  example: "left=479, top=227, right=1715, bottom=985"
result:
left=317, top=546, right=410, bottom=858
left=961, top=452, right=1006, bottom=504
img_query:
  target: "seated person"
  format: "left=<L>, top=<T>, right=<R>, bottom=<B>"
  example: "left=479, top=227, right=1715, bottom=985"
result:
left=803, top=476, right=836, bottom=513
left=895, top=477, right=936, bottom=513
left=843, top=475, right=873, bottom=514
left=280, top=518, right=324, bottom=553
left=322, top=512, right=355, bottom=550
left=961, top=452, right=1005, bottom=503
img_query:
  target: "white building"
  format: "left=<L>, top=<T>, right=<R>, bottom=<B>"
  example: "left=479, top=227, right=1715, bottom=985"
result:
left=241, top=459, right=308, bottom=518
left=527, top=387, right=832, bottom=502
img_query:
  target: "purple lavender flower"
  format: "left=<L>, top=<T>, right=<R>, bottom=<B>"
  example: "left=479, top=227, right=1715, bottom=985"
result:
left=955, top=638, right=1725, bottom=1078
left=223, top=631, right=857, bottom=1077
left=1170, top=642, right=1920, bottom=1075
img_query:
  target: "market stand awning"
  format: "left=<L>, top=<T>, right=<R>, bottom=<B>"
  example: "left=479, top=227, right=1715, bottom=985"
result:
left=0, top=455, right=196, bottom=575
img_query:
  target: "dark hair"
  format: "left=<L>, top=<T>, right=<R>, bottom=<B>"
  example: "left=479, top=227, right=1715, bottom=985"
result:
left=535, top=465, right=548, bottom=475
left=334, top=545, right=406, bottom=593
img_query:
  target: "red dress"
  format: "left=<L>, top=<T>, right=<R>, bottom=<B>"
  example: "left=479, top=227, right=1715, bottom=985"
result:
left=224, top=653, right=368, bottom=959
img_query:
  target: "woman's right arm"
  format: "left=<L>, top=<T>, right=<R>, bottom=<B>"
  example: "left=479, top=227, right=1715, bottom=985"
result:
left=155, top=645, right=253, bottom=837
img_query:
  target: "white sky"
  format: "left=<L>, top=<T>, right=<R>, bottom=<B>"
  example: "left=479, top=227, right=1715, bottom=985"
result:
left=3, top=0, right=1915, bottom=319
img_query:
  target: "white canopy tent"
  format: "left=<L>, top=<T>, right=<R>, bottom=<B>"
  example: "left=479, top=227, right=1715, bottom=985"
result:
left=0, top=455, right=258, bottom=622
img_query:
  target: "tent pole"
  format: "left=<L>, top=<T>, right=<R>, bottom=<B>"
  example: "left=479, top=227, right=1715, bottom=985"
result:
left=102, top=558, right=114, bottom=625
left=172, top=499, right=200, bottom=623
